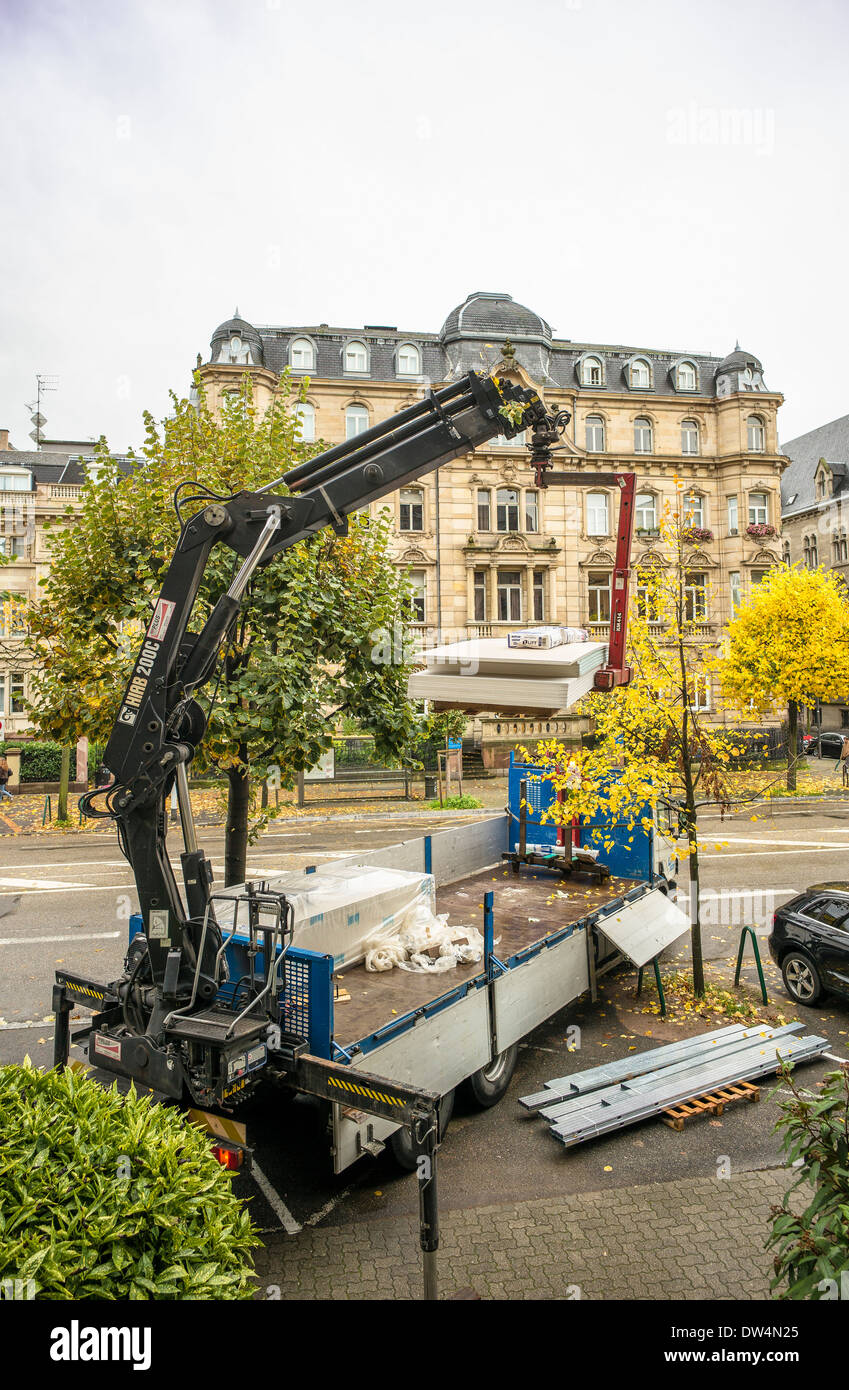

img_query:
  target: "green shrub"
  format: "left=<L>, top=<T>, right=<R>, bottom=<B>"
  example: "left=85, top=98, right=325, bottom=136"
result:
left=425, top=794, right=483, bottom=810
left=0, top=1061, right=259, bottom=1299
left=20, top=742, right=64, bottom=783
left=767, top=1063, right=849, bottom=1299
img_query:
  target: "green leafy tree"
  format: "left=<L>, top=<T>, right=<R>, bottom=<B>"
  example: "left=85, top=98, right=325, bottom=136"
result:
left=721, top=564, right=849, bottom=790
left=26, top=374, right=421, bottom=882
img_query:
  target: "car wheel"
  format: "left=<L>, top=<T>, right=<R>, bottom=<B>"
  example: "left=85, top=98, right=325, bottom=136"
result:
left=781, top=951, right=823, bottom=1005
left=462, top=1044, right=519, bottom=1108
left=389, top=1088, right=455, bottom=1171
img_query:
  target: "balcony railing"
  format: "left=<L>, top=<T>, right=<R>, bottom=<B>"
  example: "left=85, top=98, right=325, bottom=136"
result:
left=49, top=485, right=81, bottom=499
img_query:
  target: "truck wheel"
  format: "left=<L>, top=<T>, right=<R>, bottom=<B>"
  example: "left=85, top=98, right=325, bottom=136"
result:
left=781, top=951, right=823, bottom=1006
left=389, top=1089, right=454, bottom=1172
left=462, top=1044, right=519, bottom=1108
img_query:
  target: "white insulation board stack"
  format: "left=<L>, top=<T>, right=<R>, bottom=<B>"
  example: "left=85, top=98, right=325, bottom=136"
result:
left=216, top=864, right=435, bottom=972
left=408, top=634, right=607, bottom=712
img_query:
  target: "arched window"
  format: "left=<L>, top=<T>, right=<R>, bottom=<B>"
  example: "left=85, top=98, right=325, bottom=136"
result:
left=586, top=491, right=609, bottom=535
left=629, top=358, right=651, bottom=389
left=290, top=337, right=315, bottom=370
left=676, top=361, right=697, bottom=391
left=397, top=342, right=421, bottom=376
left=809, top=535, right=818, bottom=566
left=295, top=402, right=315, bottom=442
left=634, top=417, right=653, bottom=453
left=585, top=415, right=605, bottom=452
left=344, top=340, right=369, bottom=373
left=783, top=541, right=791, bottom=565
left=581, top=355, right=604, bottom=387
left=635, top=492, right=657, bottom=531
left=747, top=415, right=765, bottom=452
left=345, top=405, right=369, bottom=439
left=681, top=419, right=699, bottom=455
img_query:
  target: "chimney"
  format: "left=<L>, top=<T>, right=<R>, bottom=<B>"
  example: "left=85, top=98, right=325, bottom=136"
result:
left=0, top=429, right=9, bottom=451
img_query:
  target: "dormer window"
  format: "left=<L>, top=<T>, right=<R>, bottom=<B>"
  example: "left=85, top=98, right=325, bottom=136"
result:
left=676, top=361, right=697, bottom=391
left=580, top=355, right=604, bottom=387
left=222, top=334, right=251, bottom=365
left=816, top=468, right=830, bottom=500
left=629, top=358, right=651, bottom=389
left=344, top=340, right=369, bottom=373
left=290, top=337, right=316, bottom=370
left=397, top=342, right=421, bottom=376
left=747, top=415, right=765, bottom=452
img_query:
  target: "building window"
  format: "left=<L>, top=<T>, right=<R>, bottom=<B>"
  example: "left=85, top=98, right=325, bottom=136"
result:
left=751, top=568, right=769, bottom=587
left=497, top=569, right=522, bottom=622
left=676, top=361, right=697, bottom=390
left=399, top=488, right=423, bottom=532
left=683, top=492, right=704, bottom=527
left=494, top=429, right=525, bottom=448
left=687, top=674, right=711, bottom=711
left=588, top=571, right=611, bottom=624
left=477, top=489, right=491, bottom=531
left=0, top=470, right=33, bottom=491
left=496, top=488, right=520, bottom=532
left=629, top=359, right=651, bottom=389
left=295, top=402, right=315, bottom=442
left=290, top=337, right=315, bottom=370
left=581, top=355, right=604, bottom=386
left=817, top=472, right=829, bottom=500
left=748, top=491, right=768, bottom=525
left=635, top=572, right=660, bottom=621
left=681, top=419, right=699, bottom=455
left=634, top=417, right=653, bottom=452
left=747, top=415, right=765, bottom=452
left=586, top=491, right=609, bottom=535
left=533, top=570, right=545, bottom=621
left=730, top=570, right=741, bottom=612
left=10, top=672, right=25, bottom=714
left=842, top=709, right=849, bottom=730
left=345, top=405, right=369, bottom=439
left=0, top=536, right=24, bottom=559
left=344, top=340, right=368, bottom=373
left=727, top=496, right=738, bottom=535
left=409, top=571, right=426, bottom=623
left=474, top=570, right=487, bottom=622
left=783, top=542, right=791, bottom=565
left=525, top=491, right=539, bottom=533
left=585, top=415, right=605, bottom=451
left=397, top=342, right=421, bottom=376
left=635, top=492, right=657, bottom=531
left=684, top=573, right=707, bottom=622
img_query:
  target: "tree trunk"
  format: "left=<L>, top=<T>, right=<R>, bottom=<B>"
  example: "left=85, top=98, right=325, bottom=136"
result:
left=58, top=745, right=71, bottom=822
left=225, top=745, right=250, bottom=886
left=787, top=700, right=798, bottom=791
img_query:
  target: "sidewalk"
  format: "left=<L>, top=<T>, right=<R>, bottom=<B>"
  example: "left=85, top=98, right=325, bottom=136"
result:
left=253, top=1168, right=790, bottom=1300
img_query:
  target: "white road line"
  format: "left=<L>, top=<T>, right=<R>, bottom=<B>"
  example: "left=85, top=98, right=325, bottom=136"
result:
left=250, top=1160, right=302, bottom=1235
left=1, top=885, right=133, bottom=896
left=0, top=931, right=121, bottom=945
left=702, top=847, right=849, bottom=859
left=0, top=860, right=128, bottom=872
left=697, top=888, right=798, bottom=898
left=0, top=877, right=93, bottom=890
left=302, top=1187, right=353, bottom=1228
left=707, top=836, right=849, bottom=848
left=0, top=1019, right=55, bottom=1031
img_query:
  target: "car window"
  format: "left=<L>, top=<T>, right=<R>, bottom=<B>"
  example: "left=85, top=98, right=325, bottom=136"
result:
left=806, top=897, right=849, bottom=929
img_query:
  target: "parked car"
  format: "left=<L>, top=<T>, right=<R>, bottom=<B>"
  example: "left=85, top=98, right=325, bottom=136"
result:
left=803, top=731, right=847, bottom=758
left=769, top=883, right=849, bottom=1004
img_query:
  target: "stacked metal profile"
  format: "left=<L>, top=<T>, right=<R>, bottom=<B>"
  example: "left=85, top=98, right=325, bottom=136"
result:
left=518, top=1021, right=829, bottom=1149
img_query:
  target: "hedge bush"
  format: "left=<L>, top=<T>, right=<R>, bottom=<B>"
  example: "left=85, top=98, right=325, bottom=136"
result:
left=0, top=1061, right=259, bottom=1299
left=0, top=741, right=65, bottom=782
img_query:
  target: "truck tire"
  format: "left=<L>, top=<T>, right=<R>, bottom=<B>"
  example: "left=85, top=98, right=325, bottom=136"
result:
left=462, top=1044, right=519, bottom=1108
left=389, top=1089, right=455, bottom=1172
left=781, top=951, right=823, bottom=1006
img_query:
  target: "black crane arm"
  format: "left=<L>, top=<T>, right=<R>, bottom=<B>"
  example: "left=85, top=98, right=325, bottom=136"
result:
left=82, top=371, right=550, bottom=994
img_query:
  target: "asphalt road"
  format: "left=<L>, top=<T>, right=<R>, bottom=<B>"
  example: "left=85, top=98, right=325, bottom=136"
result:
left=2, top=802, right=849, bottom=1247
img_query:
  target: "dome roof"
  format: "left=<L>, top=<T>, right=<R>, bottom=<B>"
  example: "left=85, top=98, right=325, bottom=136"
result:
left=440, top=292, right=552, bottom=345
left=716, top=343, right=762, bottom=375
left=210, top=308, right=263, bottom=346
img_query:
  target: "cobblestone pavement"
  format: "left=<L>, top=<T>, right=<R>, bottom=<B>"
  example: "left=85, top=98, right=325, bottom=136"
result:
left=253, top=1168, right=791, bottom=1300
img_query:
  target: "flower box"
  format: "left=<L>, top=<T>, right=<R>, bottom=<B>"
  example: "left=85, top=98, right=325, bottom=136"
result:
left=746, top=523, right=776, bottom=539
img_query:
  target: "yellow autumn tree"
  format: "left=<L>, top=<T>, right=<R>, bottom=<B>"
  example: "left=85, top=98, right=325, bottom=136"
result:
left=526, top=500, right=755, bottom=997
left=721, top=565, right=849, bottom=790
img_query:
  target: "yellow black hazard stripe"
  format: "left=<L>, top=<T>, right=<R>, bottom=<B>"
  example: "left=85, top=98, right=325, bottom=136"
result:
left=57, top=976, right=109, bottom=1004
left=327, top=1075, right=405, bottom=1107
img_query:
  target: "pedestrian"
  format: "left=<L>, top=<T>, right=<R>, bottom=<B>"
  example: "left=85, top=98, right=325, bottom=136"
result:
left=0, top=756, right=12, bottom=802
left=840, top=735, right=849, bottom=787
left=95, top=762, right=113, bottom=788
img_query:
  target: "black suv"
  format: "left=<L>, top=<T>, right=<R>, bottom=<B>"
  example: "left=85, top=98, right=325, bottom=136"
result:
left=803, top=732, right=846, bottom=759
left=769, top=883, right=849, bottom=1005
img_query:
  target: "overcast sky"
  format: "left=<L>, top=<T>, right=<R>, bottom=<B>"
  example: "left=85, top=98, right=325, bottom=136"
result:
left=1, top=0, right=846, bottom=452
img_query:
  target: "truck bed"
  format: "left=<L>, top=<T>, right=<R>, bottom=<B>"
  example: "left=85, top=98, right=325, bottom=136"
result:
left=333, top=867, right=635, bottom=1049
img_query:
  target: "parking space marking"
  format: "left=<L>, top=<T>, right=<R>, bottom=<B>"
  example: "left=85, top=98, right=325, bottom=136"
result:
left=0, top=931, right=121, bottom=946
left=251, top=1160, right=302, bottom=1235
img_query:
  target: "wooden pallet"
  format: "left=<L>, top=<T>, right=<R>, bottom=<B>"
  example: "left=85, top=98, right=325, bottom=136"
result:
left=661, top=1080, right=761, bottom=1130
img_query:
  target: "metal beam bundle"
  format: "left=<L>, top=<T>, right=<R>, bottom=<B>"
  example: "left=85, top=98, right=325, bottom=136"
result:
left=519, top=1022, right=829, bottom=1149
